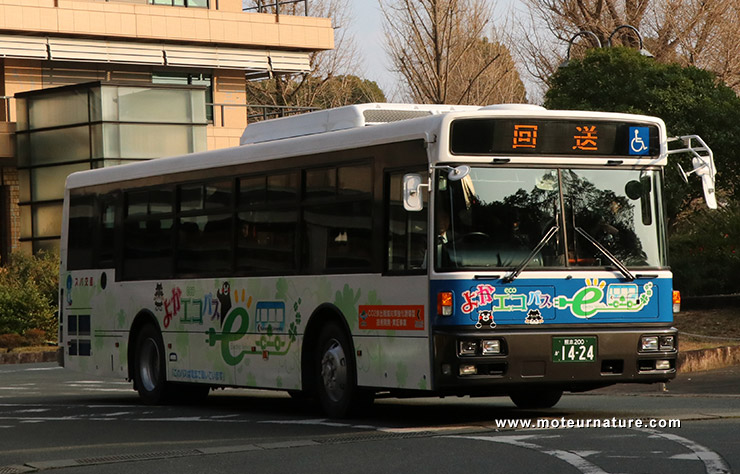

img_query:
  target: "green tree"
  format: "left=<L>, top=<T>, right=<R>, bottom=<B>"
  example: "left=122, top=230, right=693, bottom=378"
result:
left=669, top=202, right=740, bottom=296
left=545, top=47, right=740, bottom=226
left=0, top=251, right=58, bottom=340
left=545, top=47, right=740, bottom=295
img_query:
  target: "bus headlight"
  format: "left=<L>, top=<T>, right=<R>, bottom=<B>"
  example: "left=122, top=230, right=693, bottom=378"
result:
left=659, top=335, right=676, bottom=351
left=640, top=336, right=659, bottom=352
left=459, top=340, right=478, bottom=356
left=481, top=339, right=501, bottom=355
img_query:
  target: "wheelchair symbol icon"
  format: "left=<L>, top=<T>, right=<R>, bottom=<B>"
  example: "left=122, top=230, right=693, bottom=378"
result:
left=629, top=127, right=649, bottom=155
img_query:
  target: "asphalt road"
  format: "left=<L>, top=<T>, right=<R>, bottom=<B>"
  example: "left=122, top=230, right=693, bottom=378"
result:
left=1, top=363, right=739, bottom=474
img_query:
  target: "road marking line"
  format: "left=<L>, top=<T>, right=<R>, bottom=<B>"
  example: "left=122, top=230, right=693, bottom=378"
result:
left=640, top=428, right=730, bottom=474
left=451, top=435, right=608, bottom=474
left=259, top=419, right=381, bottom=430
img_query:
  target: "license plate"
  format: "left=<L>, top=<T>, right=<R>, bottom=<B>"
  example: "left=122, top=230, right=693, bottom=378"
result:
left=552, top=336, right=597, bottom=363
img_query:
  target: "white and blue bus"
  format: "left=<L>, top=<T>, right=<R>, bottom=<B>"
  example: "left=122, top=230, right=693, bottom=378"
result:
left=59, top=103, right=716, bottom=417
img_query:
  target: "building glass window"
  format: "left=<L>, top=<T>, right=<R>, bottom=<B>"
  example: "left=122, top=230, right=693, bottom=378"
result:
left=153, top=73, right=213, bottom=121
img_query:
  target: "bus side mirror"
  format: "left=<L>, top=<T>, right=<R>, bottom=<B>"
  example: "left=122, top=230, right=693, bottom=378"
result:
left=677, top=157, right=717, bottom=209
left=403, top=173, right=426, bottom=212
left=668, top=135, right=718, bottom=210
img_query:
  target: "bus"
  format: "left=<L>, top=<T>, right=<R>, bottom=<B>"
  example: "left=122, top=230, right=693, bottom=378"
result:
left=59, top=103, right=716, bottom=417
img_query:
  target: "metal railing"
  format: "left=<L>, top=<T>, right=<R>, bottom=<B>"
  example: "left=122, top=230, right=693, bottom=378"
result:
left=0, top=97, right=13, bottom=123
left=243, top=0, right=309, bottom=19
left=208, top=102, right=319, bottom=127
left=247, top=104, right=318, bottom=122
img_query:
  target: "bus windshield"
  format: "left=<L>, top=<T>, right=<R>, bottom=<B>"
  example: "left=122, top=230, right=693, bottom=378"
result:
left=434, top=167, right=666, bottom=272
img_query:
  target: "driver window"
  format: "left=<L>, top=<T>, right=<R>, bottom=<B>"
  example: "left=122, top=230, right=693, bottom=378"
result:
left=387, top=171, right=428, bottom=272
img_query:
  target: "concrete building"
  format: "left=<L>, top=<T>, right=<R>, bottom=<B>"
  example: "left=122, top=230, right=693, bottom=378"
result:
left=0, top=0, right=334, bottom=260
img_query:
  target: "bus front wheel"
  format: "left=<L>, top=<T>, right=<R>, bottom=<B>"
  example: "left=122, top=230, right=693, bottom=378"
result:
left=315, top=322, right=358, bottom=418
left=133, top=324, right=170, bottom=404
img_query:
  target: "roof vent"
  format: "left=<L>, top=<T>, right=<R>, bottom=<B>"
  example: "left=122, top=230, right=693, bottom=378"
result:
left=240, top=103, right=480, bottom=145
left=363, top=109, right=433, bottom=124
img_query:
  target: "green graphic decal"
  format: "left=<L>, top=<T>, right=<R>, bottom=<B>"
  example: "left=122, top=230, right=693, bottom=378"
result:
left=206, top=279, right=305, bottom=367
left=206, top=307, right=250, bottom=366
left=554, top=279, right=654, bottom=318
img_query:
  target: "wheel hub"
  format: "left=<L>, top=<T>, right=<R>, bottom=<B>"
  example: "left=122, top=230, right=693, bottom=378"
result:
left=321, top=339, right=347, bottom=402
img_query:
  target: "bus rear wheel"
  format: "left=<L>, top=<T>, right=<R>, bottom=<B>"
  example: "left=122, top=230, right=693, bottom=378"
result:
left=315, top=322, right=359, bottom=418
left=133, top=324, right=170, bottom=404
left=510, top=389, right=563, bottom=409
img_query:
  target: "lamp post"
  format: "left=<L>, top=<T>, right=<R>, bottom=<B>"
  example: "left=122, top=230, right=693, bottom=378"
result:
left=559, top=30, right=602, bottom=69
left=560, top=25, right=653, bottom=69
left=608, top=24, right=653, bottom=58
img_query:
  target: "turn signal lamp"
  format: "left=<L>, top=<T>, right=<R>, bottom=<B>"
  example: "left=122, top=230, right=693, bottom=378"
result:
left=438, top=292, right=453, bottom=316
left=672, top=291, right=681, bottom=313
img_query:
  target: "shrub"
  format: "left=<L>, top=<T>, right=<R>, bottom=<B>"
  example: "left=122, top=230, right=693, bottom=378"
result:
left=0, top=333, right=24, bottom=351
left=670, top=202, right=740, bottom=296
left=23, top=328, right=47, bottom=346
left=0, top=251, right=59, bottom=341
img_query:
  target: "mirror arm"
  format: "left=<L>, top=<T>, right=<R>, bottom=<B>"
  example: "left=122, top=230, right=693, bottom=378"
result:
left=409, top=181, right=430, bottom=198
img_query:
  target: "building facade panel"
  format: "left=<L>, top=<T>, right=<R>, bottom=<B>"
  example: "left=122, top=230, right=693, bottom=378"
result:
left=0, top=0, right=334, bottom=258
left=0, top=0, right=333, bottom=51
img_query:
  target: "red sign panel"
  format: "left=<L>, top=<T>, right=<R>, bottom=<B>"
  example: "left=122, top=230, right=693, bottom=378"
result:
left=359, top=305, right=425, bottom=331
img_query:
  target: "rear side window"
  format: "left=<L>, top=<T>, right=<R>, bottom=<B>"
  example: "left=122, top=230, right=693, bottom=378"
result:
left=67, top=193, right=96, bottom=270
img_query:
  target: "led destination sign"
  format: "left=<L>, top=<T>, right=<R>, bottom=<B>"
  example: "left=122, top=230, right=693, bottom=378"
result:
left=450, top=118, right=660, bottom=157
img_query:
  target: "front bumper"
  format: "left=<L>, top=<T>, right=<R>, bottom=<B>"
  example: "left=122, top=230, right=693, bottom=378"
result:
left=433, top=326, right=677, bottom=393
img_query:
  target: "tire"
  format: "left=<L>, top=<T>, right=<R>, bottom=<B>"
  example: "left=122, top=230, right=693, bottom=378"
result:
left=133, top=324, right=170, bottom=404
left=510, top=389, right=563, bottom=409
left=315, top=322, right=361, bottom=418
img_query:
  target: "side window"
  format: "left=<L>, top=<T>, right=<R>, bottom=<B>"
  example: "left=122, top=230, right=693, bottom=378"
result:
left=67, top=193, right=96, bottom=270
left=237, top=173, right=298, bottom=273
left=97, top=193, right=118, bottom=269
left=176, top=180, right=233, bottom=275
left=303, top=163, right=374, bottom=273
left=123, top=187, right=175, bottom=280
left=304, top=201, right=373, bottom=271
left=387, top=171, right=428, bottom=272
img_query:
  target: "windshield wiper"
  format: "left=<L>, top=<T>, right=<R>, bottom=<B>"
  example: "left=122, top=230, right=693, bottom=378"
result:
left=502, top=226, right=559, bottom=283
left=575, top=226, right=635, bottom=281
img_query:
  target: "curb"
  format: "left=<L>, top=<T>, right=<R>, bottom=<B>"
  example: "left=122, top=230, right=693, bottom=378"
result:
left=677, top=345, right=740, bottom=373
left=2, top=347, right=739, bottom=374
left=0, top=348, right=61, bottom=365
